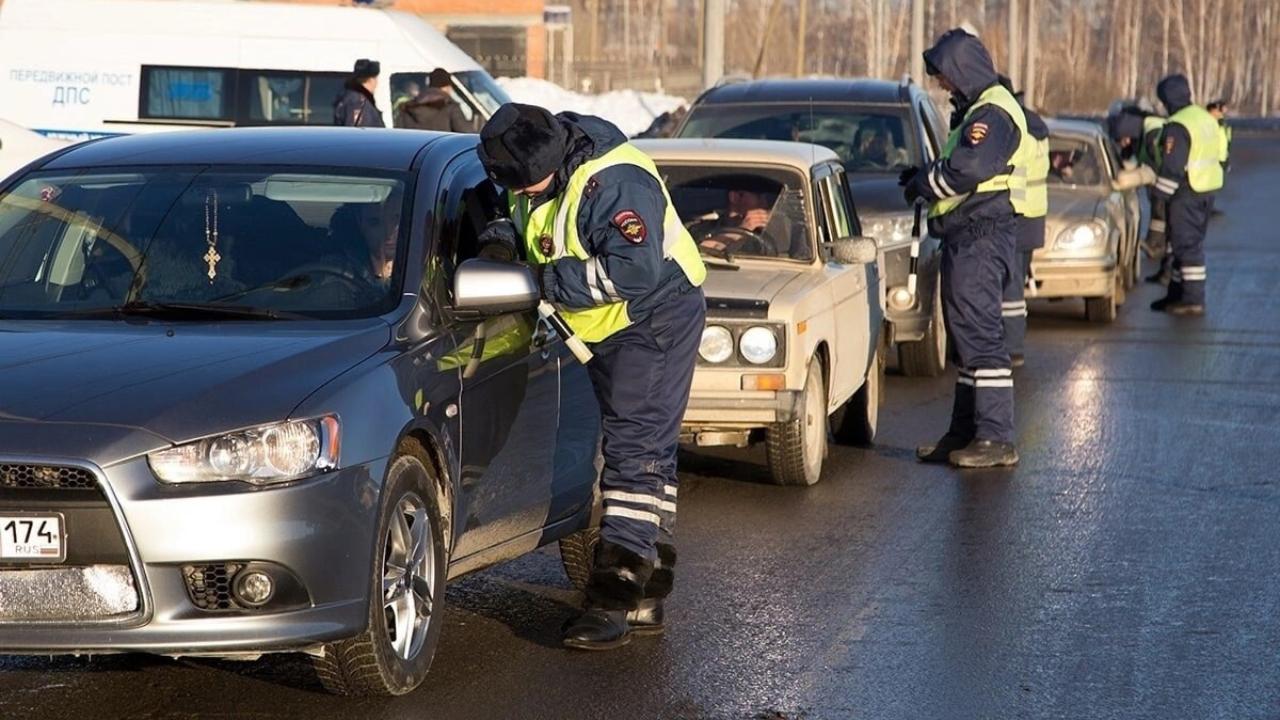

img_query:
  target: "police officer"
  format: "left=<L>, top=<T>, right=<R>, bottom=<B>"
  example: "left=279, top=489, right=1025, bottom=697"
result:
left=903, top=29, right=1028, bottom=469
left=997, top=75, right=1049, bottom=368
left=475, top=104, right=707, bottom=649
left=1150, top=75, right=1223, bottom=316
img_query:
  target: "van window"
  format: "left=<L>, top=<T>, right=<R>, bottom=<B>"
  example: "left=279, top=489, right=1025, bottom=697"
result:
left=141, top=67, right=234, bottom=121
left=237, top=71, right=347, bottom=126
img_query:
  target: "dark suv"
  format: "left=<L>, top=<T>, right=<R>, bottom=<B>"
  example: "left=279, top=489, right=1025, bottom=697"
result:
left=676, top=78, right=949, bottom=377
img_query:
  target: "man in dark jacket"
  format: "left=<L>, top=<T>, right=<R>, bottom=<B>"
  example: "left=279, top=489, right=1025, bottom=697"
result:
left=333, top=58, right=384, bottom=128
left=903, top=29, right=1027, bottom=469
left=476, top=104, right=707, bottom=650
left=397, top=68, right=474, bottom=132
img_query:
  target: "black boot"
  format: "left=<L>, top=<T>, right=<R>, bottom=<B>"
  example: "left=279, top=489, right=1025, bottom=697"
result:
left=1166, top=302, right=1205, bottom=316
left=626, top=599, right=666, bottom=636
left=949, top=439, right=1019, bottom=468
left=917, top=433, right=971, bottom=463
left=1151, top=296, right=1174, bottom=312
left=627, top=543, right=674, bottom=637
left=562, top=609, right=631, bottom=650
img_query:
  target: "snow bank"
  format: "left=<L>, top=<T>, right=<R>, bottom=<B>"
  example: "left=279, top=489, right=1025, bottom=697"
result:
left=496, top=77, right=687, bottom=137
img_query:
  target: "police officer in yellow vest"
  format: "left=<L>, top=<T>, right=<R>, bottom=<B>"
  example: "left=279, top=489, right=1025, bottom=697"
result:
left=902, top=29, right=1023, bottom=468
left=1150, top=75, right=1223, bottom=316
left=475, top=103, right=707, bottom=649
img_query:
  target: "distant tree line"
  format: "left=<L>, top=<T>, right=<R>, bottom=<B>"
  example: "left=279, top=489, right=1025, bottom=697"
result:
left=567, top=0, right=1279, bottom=115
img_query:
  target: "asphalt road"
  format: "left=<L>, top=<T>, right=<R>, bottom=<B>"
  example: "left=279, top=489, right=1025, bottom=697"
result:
left=4, top=137, right=1279, bottom=720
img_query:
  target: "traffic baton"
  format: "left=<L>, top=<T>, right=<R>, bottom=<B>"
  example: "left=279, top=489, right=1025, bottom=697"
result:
left=538, top=300, right=594, bottom=364
left=907, top=200, right=924, bottom=297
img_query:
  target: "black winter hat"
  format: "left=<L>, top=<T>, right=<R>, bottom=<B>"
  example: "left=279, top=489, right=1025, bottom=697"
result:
left=478, top=103, right=569, bottom=189
left=429, top=68, right=452, bottom=88
left=353, top=58, right=381, bottom=80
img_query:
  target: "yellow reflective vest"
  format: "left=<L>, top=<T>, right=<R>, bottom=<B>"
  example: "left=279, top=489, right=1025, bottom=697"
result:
left=1168, top=104, right=1225, bottom=193
left=508, top=143, right=706, bottom=344
left=930, top=84, right=1035, bottom=219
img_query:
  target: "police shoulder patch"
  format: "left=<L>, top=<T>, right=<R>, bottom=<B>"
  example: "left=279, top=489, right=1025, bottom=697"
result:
left=612, top=210, right=647, bottom=243
left=967, top=121, right=989, bottom=145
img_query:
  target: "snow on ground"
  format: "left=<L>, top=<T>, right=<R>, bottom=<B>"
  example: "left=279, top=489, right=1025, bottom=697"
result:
left=496, top=77, right=687, bottom=137
left=0, top=119, right=70, bottom=181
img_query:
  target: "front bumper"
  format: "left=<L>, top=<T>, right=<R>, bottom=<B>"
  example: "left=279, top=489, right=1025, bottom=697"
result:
left=1030, top=255, right=1116, bottom=298
left=0, top=455, right=387, bottom=655
left=683, top=390, right=802, bottom=428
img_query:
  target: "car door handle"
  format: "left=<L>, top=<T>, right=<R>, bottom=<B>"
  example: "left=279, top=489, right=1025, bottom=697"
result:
left=532, top=317, right=556, bottom=355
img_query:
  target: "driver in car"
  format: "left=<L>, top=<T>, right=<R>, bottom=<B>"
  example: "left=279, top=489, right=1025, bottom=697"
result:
left=685, top=177, right=784, bottom=257
left=357, top=192, right=402, bottom=284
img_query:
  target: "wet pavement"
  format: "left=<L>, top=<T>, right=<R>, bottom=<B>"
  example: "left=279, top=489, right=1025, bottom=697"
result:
left=4, top=136, right=1279, bottom=720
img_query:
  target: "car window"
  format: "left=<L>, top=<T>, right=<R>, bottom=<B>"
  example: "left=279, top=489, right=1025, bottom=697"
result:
left=832, top=168, right=863, bottom=237
left=1048, top=137, right=1106, bottom=187
left=918, top=101, right=941, bottom=160
left=236, top=70, right=347, bottom=126
left=659, top=164, right=812, bottom=262
left=426, top=161, right=502, bottom=312
left=679, top=104, right=918, bottom=174
left=0, top=168, right=410, bottom=319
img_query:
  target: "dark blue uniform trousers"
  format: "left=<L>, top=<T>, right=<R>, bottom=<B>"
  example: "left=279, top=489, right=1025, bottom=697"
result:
left=1002, top=215, right=1044, bottom=357
left=584, top=284, right=705, bottom=609
left=1166, top=192, right=1213, bottom=306
left=942, top=218, right=1017, bottom=445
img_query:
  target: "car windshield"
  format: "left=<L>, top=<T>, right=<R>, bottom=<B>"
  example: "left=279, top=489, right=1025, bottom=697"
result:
left=679, top=104, right=917, bottom=174
left=659, top=164, right=812, bottom=262
left=1048, top=136, right=1107, bottom=187
left=0, top=168, right=410, bottom=319
left=455, top=71, right=512, bottom=118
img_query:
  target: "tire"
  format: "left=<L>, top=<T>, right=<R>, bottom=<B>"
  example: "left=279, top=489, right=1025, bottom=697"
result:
left=1085, top=288, right=1118, bottom=324
left=313, top=440, right=447, bottom=697
left=833, top=340, right=883, bottom=446
left=898, top=278, right=947, bottom=377
left=559, top=526, right=599, bottom=591
left=766, top=357, right=827, bottom=486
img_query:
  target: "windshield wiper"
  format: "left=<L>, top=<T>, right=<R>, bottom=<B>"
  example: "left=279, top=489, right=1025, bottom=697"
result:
left=64, top=301, right=305, bottom=320
left=210, top=274, right=313, bottom=304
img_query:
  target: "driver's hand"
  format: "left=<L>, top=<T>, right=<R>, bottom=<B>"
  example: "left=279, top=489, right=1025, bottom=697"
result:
left=739, top=209, right=771, bottom=232
left=477, top=219, right=519, bottom=262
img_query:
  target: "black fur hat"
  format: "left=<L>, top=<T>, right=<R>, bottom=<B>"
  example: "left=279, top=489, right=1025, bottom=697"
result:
left=428, top=67, right=452, bottom=88
left=478, top=103, right=569, bottom=190
left=352, top=58, right=381, bottom=80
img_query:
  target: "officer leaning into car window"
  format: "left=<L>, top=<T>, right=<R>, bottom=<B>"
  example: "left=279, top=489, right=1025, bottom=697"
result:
left=1149, top=74, right=1223, bottom=317
left=474, top=103, right=707, bottom=649
left=900, top=28, right=1027, bottom=469
left=996, top=74, right=1049, bottom=369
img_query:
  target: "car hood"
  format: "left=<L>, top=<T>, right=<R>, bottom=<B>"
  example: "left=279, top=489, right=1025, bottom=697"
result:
left=0, top=319, right=391, bottom=450
left=1047, top=186, right=1108, bottom=220
left=702, top=264, right=809, bottom=313
left=849, top=175, right=910, bottom=216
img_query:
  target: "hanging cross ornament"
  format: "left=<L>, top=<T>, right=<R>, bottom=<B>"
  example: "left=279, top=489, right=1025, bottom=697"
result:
left=204, top=190, right=221, bottom=282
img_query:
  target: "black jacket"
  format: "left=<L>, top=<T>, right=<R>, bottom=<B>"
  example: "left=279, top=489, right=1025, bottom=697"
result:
left=523, top=113, right=692, bottom=324
left=912, top=30, right=1021, bottom=239
left=397, top=89, right=473, bottom=132
left=334, top=81, right=385, bottom=128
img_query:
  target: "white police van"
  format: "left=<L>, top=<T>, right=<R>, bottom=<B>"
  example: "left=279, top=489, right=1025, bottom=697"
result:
left=0, top=0, right=510, bottom=140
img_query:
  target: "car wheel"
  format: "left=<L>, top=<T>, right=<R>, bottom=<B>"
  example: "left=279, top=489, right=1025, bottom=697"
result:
left=1084, top=287, right=1118, bottom=324
left=559, top=526, right=598, bottom=591
left=766, top=356, right=827, bottom=486
left=313, top=441, right=447, bottom=697
left=834, top=339, right=884, bottom=446
left=898, top=279, right=947, bottom=377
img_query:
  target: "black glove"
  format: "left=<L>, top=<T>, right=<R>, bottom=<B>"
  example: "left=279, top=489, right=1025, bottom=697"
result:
left=898, top=166, right=920, bottom=187
left=903, top=181, right=922, bottom=206
left=477, top=219, right=519, bottom=262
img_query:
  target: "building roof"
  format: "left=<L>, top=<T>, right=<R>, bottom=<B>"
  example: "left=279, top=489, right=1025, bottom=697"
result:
left=634, top=138, right=840, bottom=170
left=41, top=127, right=467, bottom=171
left=695, top=78, right=913, bottom=106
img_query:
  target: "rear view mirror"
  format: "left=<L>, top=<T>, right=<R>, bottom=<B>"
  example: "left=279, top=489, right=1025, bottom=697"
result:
left=453, top=259, right=540, bottom=315
left=1112, top=165, right=1154, bottom=192
left=831, top=236, right=878, bottom=265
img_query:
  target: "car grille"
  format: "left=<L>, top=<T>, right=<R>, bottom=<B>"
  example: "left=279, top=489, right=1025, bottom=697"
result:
left=184, top=563, right=247, bottom=611
left=0, top=463, right=96, bottom=489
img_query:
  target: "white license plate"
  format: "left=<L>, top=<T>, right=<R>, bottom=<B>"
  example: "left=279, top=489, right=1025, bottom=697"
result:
left=0, top=514, right=65, bottom=563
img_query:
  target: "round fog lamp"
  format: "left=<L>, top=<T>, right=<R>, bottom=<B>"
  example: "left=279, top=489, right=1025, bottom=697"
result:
left=234, top=570, right=275, bottom=607
left=888, top=286, right=915, bottom=310
left=699, top=325, right=734, bottom=363
left=739, top=326, right=778, bottom=365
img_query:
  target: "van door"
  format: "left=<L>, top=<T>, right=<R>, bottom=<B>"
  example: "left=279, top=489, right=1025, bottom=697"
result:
left=427, top=157, right=562, bottom=561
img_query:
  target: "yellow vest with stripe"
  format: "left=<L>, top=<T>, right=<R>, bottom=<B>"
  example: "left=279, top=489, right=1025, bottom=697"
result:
left=509, top=143, right=707, bottom=344
left=1217, top=123, right=1232, bottom=164
left=1168, top=105, right=1224, bottom=193
left=930, top=84, right=1035, bottom=219
left=1138, top=116, right=1167, bottom=169
left=1023, top=136, right=1049, bottom=219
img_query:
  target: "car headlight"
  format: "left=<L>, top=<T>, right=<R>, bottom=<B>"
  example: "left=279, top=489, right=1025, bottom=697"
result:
left=149, top=416, right=340, bottom=485
left=699, top=325, right=734, bottom=363
left=1054, top=221, right=1107, bottom=251
left=739, top=326, right=779, bottom=365
left=864, top=215, right=912, bottom=244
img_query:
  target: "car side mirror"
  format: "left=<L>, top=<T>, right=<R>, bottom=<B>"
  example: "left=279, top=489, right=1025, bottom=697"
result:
left=830, top=236, right=879, bottom=265
left=1112, top=165, right=1154, bottom=192
left=453, top=259, right=540, bottom=315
